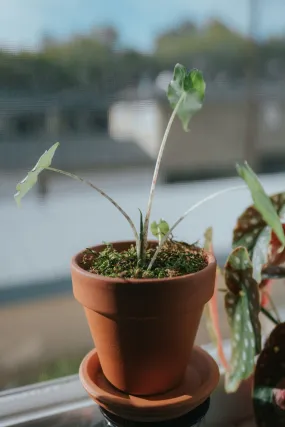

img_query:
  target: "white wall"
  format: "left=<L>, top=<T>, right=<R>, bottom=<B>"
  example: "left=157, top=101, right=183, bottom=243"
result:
left=109, top=100, right=162, bottom=158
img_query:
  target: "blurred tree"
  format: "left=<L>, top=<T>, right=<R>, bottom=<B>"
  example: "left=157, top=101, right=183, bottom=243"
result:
left=0, top=20, right=285, bottom=95
left=156, top=19, right=248, bottom=56
left=90, top=26, right=119, bottom=48
left=155, top=19, right=251, bottom=79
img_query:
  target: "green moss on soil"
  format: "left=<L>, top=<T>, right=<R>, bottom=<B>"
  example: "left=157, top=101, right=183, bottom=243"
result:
left=80, top=241, right=207, bottom=279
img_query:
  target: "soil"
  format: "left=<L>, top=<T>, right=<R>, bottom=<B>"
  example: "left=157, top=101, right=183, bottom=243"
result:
left=80, top=240, right=208, bottom=279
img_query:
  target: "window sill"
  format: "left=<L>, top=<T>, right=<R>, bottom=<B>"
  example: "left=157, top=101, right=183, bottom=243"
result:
left=0, top=341, right=254, bottom=427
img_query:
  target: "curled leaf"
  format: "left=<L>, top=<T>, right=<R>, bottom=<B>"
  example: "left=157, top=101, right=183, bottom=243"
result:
left=233, top=193, right=285, bottom=257
left=14, top=142, right=59, bottom=206
left=236, top=163, right=285, bottom=248
left=233, top=192, right=285, bottom=302
left=167, top=64, right=205, bottom=131
left=224, top=246, right=261, bottom=392
left=268, top=223, right=285, bottom=266
left=252, top=227, right=271, bottom=283
left=258, top=222, right=285, bottom=298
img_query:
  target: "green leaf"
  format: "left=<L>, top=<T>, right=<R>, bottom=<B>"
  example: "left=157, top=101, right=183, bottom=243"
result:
left=167, top=63, right=205, bottom=131
left=158, top=219, right=170, bottom=237
left=224, top=246, right=261, bottom=392
left=137, top=208, right=144, bottom=261
left=151, top=219, right=170, bottom=241
left=236, top=162, right=285, bottom=247
left=254, top=387, right=274, bottom=407
left=252, top=227, right=271, bottom=283
left=151, top=221, right=160, bottom=238
left=138, top=209, right=144, bottom=242
left=254, top=323, right=285, bottom=426
left=14, top=142, right=59, bottom=206
left=233, top=192, right=285, bottom=292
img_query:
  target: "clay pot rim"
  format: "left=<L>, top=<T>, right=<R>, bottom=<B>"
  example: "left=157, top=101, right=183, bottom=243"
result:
left=71, top=239, right=216, bottom=284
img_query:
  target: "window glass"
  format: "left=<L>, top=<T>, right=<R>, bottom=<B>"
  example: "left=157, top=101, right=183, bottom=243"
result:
left=1, top=0, right=285, bottom=391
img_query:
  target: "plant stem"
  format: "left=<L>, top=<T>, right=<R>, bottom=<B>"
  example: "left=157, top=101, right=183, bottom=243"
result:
left=47, top=167, right=139, bottom=250
left=138, top=209, right=144, bottom=262
left=262, top=290, right=281, bottom=323
left=261, top=306, right=280, bottom=326
left=147, top=184, right=246, bottom=270
left=141, top=94, right=185, bottom=260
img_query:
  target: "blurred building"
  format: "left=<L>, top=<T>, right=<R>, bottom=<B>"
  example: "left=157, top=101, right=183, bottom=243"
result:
left=0, top=89, right=150, bottom=171
left=1, top=78, right=285, bottom=180
left=110, top=78, right=285, bottom=182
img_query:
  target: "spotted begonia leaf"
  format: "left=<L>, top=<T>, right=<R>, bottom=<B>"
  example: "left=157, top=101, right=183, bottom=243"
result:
left=252, top=226, right=271, bottom=283
left=233, top=192, right=285, bottom=256
left=14, top=142, right=59, bottom=206
left=268, top=223, right=285, bottom=266
left=254, top=323, right=285, bottom=427
left=258, top=223, right=285, bottom=299
left=203, top=227, right=229, bottom=370
left=236, top=163, right=285, bottom=248
left=224, top=246, right=261, bottom=392
left=262, top=266, right=285, bottom=280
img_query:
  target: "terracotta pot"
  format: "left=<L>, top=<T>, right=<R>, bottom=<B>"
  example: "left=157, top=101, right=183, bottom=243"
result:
left=79, top=346, right=220, bottom=422
left=71, top=240, right=216, bottom=396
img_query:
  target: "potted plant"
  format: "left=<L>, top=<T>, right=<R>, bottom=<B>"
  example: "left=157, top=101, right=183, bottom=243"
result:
left=14, top=63, right=249, bottom=399
left=203, top=168, right=285, bottom=426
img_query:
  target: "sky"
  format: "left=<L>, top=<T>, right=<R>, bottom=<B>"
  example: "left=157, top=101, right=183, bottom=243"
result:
left=0, top=0, right=285, bottom=52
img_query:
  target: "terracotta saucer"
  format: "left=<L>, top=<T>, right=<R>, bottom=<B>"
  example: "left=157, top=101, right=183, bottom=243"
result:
left=79, top=346, right=220, bottom=422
